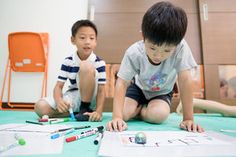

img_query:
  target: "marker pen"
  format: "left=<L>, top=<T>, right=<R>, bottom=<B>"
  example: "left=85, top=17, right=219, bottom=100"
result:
left=26, top=120, right=43, bottom=125
left=93, top=130, right=104, bottom=145
left=51, top=128, right=74, bottom=139
left=53, top=125, right=91, bottom=133
left=38, top=118, right=60, bottom=123
left=0, top=134, right=26, bottom=153
left=66, top=129, right=97, bottom=143
left=74, top=125, right=91, bottom=130
left=50, top=118, right=70, bottom=124
left=66, top=126, right=104, bottom=143
left=38, top=118, right=48, bottom=122
left=81, top=126, right=104, bottom=134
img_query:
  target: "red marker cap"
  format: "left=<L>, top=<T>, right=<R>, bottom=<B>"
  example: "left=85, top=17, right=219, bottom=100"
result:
left=38, top=119, right=48, bottom=122
left=66, top=136, right=77, bottom=142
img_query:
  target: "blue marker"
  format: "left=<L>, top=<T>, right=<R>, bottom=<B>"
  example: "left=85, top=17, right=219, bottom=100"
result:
left=51, top=128, right=74, bottom=139
left=69, top=107, right=75, bottom=121
left=64, top=95, right=75, bottom=121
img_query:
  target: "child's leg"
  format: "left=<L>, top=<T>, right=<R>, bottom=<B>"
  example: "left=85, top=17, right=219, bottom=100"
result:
left=34, top=98, right=69, bottom=118
left=140, top=99, right=170, bottom=124
left=176, top=98, right=236, bottom=117
left=123, top=83, right=145, bottom=121
left=75, top=61, right=96, bottom=121
left=79, top=61, right=96, bottom=108
left=34, top=99, right=52, bottom=117
left=122, top=97, right=142, bottom=121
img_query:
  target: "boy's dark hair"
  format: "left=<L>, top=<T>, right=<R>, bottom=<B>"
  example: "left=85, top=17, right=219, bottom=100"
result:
left=71, top=19, right=98, bottom=37
left=142, top=1, right=187, bottom=46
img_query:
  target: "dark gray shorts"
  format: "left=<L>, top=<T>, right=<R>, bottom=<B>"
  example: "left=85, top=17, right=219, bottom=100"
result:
left=125, top=83, right=173, bottom=106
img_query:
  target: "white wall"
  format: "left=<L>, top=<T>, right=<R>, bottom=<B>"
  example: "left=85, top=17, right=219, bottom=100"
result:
left=0, top=0, right=88, bottom=102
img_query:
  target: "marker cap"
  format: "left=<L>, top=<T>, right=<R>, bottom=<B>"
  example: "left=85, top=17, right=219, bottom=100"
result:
left=18, top=139, right=26, bottom=145
left=66, top=136, right=77, bottom=142
left=51, top=134, right=60, bottom=139
left=38, top=119, right=48, bottom=122
left=63, top=118, right=70, bottom=122
left=94, top=139, right=99, bottom=145
left=97, top=126, right=104, bottom=131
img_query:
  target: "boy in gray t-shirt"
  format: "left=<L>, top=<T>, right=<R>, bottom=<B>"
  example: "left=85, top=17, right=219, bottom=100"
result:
left=106, top=1, right=204, bottom=132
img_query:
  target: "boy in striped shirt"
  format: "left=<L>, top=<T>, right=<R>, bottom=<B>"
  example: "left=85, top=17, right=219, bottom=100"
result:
left=34, top=20, right=106, bottom=121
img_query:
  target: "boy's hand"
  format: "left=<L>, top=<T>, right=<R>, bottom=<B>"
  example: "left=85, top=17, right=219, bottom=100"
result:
left=83, top=111, right=102, bottom=122
left=106, top=118, right=127, bottom=132
left=56, top=98, right=70, bottom=113
left=179, top=120, right=204, bottom=133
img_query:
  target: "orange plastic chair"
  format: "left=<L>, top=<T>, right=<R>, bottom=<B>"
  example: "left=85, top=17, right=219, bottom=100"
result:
left=0, top=32, right=49, bottom=109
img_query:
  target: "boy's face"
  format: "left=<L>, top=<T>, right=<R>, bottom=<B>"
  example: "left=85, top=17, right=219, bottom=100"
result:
left=144, top=39, right=176, bottom=64
left=71, top=26, right=97, bottom=59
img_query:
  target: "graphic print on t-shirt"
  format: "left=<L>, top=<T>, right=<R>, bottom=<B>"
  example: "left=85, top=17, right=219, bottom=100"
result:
left=146, top=73, right=166, bottom=91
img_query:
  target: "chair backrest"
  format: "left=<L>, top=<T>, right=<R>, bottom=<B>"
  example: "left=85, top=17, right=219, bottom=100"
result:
left=8, top=32, right=48, bottom=72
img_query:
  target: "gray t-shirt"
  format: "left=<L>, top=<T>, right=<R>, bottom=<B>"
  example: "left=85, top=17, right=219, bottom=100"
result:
left=118, top=39, right=197, bottom=100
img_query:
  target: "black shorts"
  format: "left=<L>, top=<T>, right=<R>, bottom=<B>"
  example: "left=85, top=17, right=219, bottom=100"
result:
left=125, top=83, right=173, bottom=106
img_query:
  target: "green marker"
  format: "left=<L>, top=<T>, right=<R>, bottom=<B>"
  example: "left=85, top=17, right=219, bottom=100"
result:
left=50, top=118, right=70, bottom=124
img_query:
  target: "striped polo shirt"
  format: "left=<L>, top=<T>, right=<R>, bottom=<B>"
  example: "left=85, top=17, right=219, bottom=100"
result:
left=58, top=51, right=106, bottom=90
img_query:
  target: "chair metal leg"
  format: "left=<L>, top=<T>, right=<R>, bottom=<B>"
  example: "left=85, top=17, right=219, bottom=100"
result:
left=7, top=68, right=13, bottom=108
left=0, top=58, right=10, bottom=109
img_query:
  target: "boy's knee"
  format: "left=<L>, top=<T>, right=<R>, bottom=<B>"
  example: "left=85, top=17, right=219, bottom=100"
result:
left=122, top=113, right=131, bottom=122
left=122, top=109, right=136, bottom=121
left=34, top=99, right=52, bottom=117
left=79, top=61, right=95, bottom=75
left=142, top=106, right=170, bottom=124
left=153, top=111, right=169, bottom=123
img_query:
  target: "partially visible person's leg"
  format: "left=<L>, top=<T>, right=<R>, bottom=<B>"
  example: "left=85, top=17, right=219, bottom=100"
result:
left=122, top=97, right=142, bottom=121
left=75, top=61, right=96, bottom=121
left=176, top=98, right=236, bottom=117
left=123, top=83, right=144, bottom=121
left=34, top=98, right=69, bottom=118
left=140, top=99, right=170, bottom=123
left=34, top=99, right=52, bottom=117
left=79, top=61, right=96, bottom=104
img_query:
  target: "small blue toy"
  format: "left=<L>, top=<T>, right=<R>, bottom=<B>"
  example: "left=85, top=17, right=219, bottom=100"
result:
left=134, top=132, right=147, bottom=144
